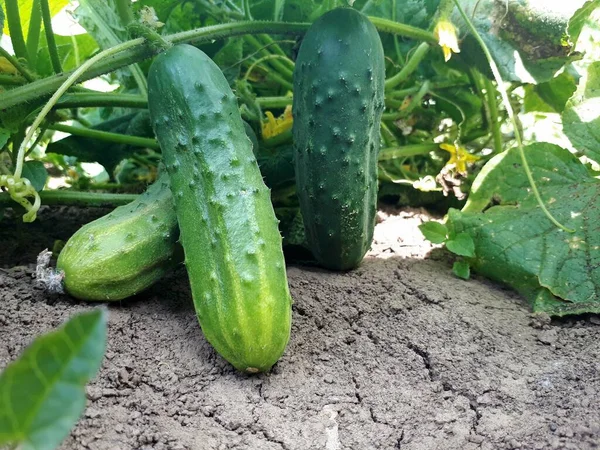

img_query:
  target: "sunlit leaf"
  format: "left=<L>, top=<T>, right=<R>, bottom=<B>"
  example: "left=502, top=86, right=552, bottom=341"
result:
left=0, top=309, right=107, bottom=450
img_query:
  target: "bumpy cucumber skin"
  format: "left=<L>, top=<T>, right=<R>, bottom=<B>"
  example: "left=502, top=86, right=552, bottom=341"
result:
left=293, top=7, right=385, bottom=270
left=57, top=174, right=181, bottom=301
left=148, top=44, right=292, bottom=373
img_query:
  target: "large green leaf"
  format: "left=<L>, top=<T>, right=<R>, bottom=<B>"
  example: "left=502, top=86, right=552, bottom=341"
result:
left=1, top=0, right=68, bottom=39
left=35, top=33, right=98, bottom=77
left=451, top=143, right=600, bottom=316
left=568, top=0, right=600, bottom=45
left=74, top=0, right=147, bottom=92
left=21, top=160, right=48, bottom=191
left=452, top=0, right=586, bottom=84
left=523, top=69, right=578, bottom=113
left=562, top=61, right=600, bottom=164
left=0, top=309, right=107, bottom=450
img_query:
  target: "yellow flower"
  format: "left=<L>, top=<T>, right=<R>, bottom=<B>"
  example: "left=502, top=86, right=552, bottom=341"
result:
left=434, top=20, right=461, bottom=62
left=0, top=57, right=18, bottom=75
left=261, top=105, right=293, bottom=139
left=439, top=143, right=479, bottom=173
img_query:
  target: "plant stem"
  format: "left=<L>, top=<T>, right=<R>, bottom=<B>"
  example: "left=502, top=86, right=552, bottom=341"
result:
left=15, top=38, right=144, bottom=179
left=26, top=0, right=42, bottom=68
left=0, top=21, right=310, bottom=111
left=453, top=0, right=573, bottom=233
left=484, top=77, right=502, bottom=154
left=382, top=80, right=430, bottom=120
left=0, top=45, right=35, bottom=82
left=368, top=16, right=437, bottom=44
left=0, top=74, right=27, bottom=85
left=0, top=190, right=138, bottom=206
left=47, top=123, right=160, bottom=150
left=256, top=96, right=292, bottom=109
left=245, top=34, right=294, bottom=82
left=4, top=0, right=29, bottom=62
left=378, top=143, right=440, bottom=161
left=115, top=0, right=134, bottom=26
left=40, top=0, right=62, bottom=73
left=54, top=92, right=148, bottom=109
left=261, top=130, right=292, bottom=148
left=385, top=42, right=430, bottom=90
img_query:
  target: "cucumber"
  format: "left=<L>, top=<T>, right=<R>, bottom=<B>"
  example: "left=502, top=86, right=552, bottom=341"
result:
left=148, top=44, right=292, bottom=373
left=293, top=7, right=385, bottom=270
left=57, top=173, right=181, bottom=301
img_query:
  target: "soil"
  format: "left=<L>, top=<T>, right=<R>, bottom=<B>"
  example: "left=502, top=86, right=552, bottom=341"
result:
left=1, top=206, right=599, bottom=450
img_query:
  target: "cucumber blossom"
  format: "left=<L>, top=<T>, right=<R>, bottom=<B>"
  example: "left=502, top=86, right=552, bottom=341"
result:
left=148, top=44, right=292, bottom=373
left=293, top=7, right=385, bottom=270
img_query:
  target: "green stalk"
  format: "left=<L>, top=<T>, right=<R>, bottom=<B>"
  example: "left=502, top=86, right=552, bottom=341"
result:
left=40, top=0, right=62, bottom=73
left=14, top=39, right=144, bottom=179
left=47, top=123, right=160, bottom=150
left=257, top=34, right=295, bottom=71
left=261, top=130, right=292, bottom=148
left=385, top=42, right=430, bottom=91
left=115, top=0, right=134, bottom=26
left=2, top=18, right=435, bottom=111
left=0, top=45, right=35, bottom=82
left=26, top=0, right=42, bottom=67
left=0, top=74, right=27, bottom=85
left=382, top=80, right=430, bottom=120
left=378, top=143, right=440, bottom=161
left=368, top=16, right=437, bottom=44
left=0, top=21, right=310, bottom=111
left=55, top=92, right=148, bottom=109
left=244, top=34, right=294, bottom=82
left=0, top=190, right=138, bottom=206
left=452, top=0, right=573, bottom=233
left=256, top=96, right=292, bottom=109
left=4, top=0, right=29, bottom=62
left=484, top=77, right=502, bottom=154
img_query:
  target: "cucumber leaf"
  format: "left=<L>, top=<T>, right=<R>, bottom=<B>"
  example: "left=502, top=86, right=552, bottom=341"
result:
left=21, top=161, right=48, bottom=192
left=568, top=0, right=600, bottom=46
left=452, top=0, right=586, bottom=84
left=0, top=309, right=108, bottom=450
left=1, top=0, right=68, bottom=39
left=562, top=61, right=600, bottom=164
left=74, top=0, right=147, bottom=92
left=449, top=143, right=600, bottom=316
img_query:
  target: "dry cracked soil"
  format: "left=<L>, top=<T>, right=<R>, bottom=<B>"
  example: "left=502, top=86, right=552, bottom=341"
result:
left=1, top=205, right=599, bottom=450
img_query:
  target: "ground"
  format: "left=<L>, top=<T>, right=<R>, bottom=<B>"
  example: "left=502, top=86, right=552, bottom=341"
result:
left=1, top=206, right=599, bottom=450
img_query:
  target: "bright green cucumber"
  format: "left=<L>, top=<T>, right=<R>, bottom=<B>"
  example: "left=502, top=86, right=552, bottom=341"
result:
left=57, top=173, right=181, bottom=301
left=293, top=7, right=385, bottom=270
left=148, top=44, right=292, bottom=373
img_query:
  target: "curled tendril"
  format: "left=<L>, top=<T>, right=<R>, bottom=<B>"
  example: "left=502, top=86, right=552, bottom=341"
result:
left=0, top=175, right=41, bottom=222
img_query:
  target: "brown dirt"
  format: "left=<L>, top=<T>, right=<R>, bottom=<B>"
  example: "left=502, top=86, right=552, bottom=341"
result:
left=1, top=206, right=599, bottom=450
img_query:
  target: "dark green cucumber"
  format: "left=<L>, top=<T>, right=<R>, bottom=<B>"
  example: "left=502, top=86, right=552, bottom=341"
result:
left=57, top=173, right=181, bottom=300
left=293, top=7, right=385, bottom=270
left=148, top=44, right=292, bottom=373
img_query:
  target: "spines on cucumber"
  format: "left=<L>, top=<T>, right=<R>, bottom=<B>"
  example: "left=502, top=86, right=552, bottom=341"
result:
left=293, top=7, right=385, bottom=270
left=148, top=44, right=292, bottom=373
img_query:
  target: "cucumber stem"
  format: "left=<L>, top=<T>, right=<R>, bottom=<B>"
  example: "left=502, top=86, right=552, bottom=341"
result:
left=1, top=19, right=435, bottom=111
left=14, top=38, right=144, bottom=179
left=40, top=0, right=62, bottom=73
left=385, top=42, right=431, bottom=91
left=0, top=190, right=138, bottom=207
left=47, top=123, right=160, bottom=150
